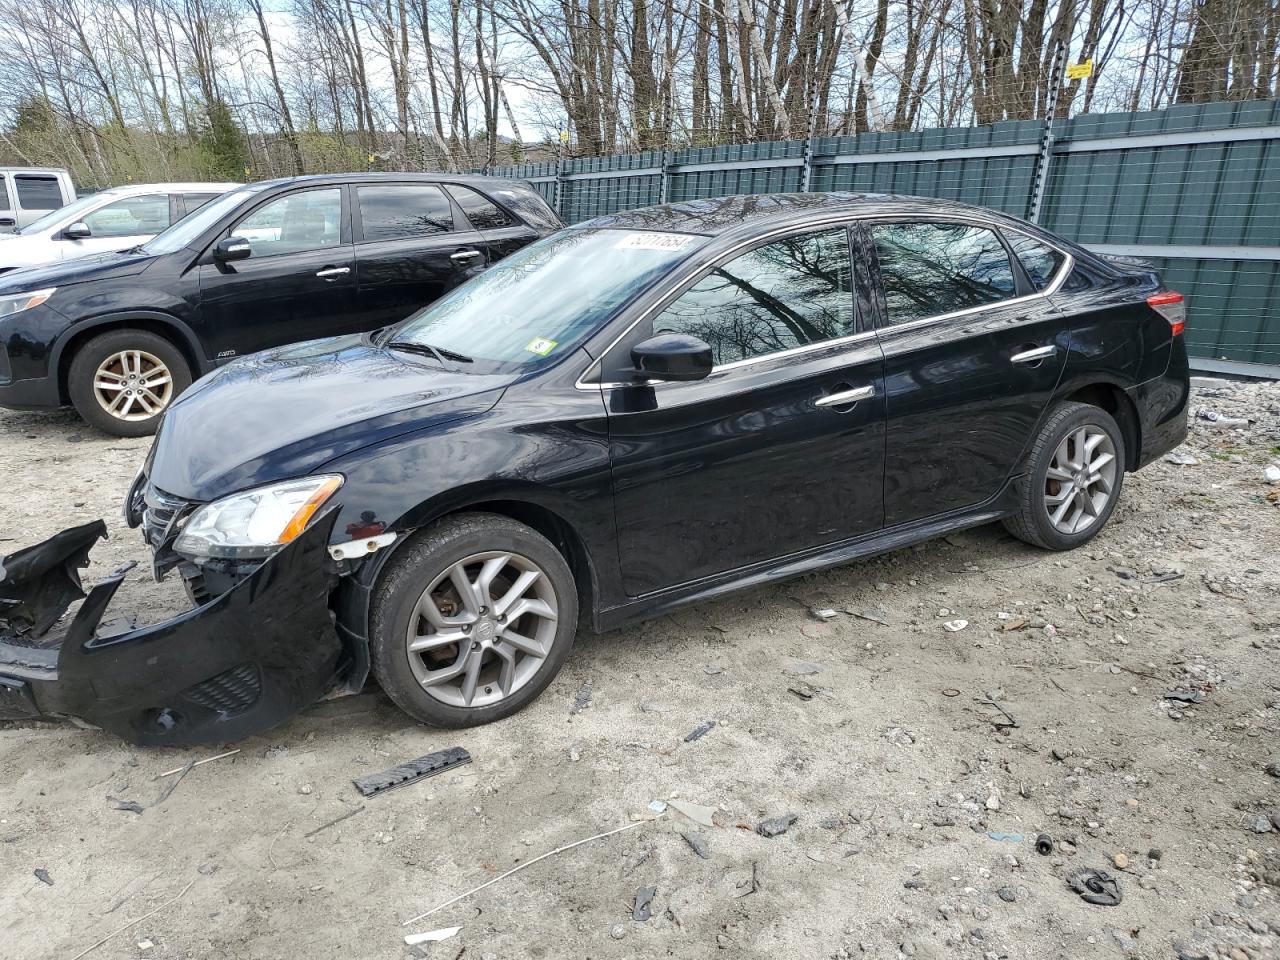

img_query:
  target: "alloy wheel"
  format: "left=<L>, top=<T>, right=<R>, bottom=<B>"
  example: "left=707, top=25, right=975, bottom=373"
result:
left=405, top=550, right=559, bottom=709
left=93, top=349, right=174, bottom=421
left=1043, top=425, right=1118, bottom=535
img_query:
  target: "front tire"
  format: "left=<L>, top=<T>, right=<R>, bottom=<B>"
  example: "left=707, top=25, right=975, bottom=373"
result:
left=1003, top=401, right=1126, bottom=551
left=67, top=329, right=191, bottom=437
left=369, top=513, right=579, bottom=728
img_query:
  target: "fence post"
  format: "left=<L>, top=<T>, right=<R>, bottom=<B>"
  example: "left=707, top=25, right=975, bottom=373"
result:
left=553, top=130, right=569, bottom=219
left=1027, top=41, right=1067, bottom=224
left=801, top=91, right=820, bottom=192
left=659, top=148, right=672, bottom=205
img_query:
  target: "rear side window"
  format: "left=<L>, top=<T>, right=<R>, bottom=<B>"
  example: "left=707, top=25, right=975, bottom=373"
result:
left=447, top=185, right=513, bottom=230
left=357, top=184, right=453, bottom=241
left=488, top=185, right=561, bottom=231
left=1005, top=231, right=1066, bottom=290
left=650, top=227, right=854, bottom=366
left=15, top=175, right=63, bottom=210
left=871, top=222, right=1017, bottom=326
left=83, top=194, right=170, bottom=237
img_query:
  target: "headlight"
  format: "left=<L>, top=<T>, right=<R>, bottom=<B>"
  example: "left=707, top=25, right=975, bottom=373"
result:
left=174, top=475, right=343, bottom=559
left=0, top=288, right=56, bottom=320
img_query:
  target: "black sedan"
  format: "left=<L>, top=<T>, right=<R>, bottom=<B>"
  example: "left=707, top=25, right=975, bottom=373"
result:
left=0, top=173, right=561, bottom=435
left=0, top=193, right=1190, bottom=744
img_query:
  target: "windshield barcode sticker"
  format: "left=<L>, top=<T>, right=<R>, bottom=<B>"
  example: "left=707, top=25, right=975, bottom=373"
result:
left=614, top=232, right=696, bottom=251
left=525, top=337, right=558, bottom=356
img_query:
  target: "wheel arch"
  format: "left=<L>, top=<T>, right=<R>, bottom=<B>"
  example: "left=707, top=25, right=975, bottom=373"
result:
left=52, top=312, right=206, bottom=405
left=1057, top=380, right=1142, bottom=471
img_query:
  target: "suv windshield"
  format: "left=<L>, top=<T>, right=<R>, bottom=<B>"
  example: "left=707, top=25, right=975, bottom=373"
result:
left=142, top=184, right=269, bottom=255
left=16, top=193, right=106, bottom=235
left=388, top=227, right=706, bottom=372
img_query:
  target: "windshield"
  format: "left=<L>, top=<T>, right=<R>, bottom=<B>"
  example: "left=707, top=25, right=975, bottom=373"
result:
left=16, top=194, right=108, bottom=235
left=388, top=228, right=707, bottom=371
left=142, top=184, right=268, bottom=255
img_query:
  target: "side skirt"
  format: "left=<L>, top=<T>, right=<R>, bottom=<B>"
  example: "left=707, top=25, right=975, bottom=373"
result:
left=594, top=481, right=1019, bottom=633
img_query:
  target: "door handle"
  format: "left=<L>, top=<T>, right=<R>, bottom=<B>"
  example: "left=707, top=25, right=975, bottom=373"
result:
left=814, top=384, right=875, bottom=408
left=450, top=249, right=483, bottom=263
left=0, top=217, right=14, bottom=226
left=315, top=266, right=350, bottom=279
left=1010, top=344, right=1057, bottom=364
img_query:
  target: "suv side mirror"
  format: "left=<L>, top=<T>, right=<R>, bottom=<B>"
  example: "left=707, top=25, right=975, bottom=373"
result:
left=630, top=333, right=713, bottom=382
left=62, top=222, right=91, bottom=240
left=214, top=236, right=252, bottom=262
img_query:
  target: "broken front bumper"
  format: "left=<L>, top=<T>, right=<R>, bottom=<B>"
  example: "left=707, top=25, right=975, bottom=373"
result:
left=0, top=511, right=343, bottom=746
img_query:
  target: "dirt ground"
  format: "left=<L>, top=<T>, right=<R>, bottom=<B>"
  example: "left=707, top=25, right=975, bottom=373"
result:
left=2, top=380, right=1279, bottom=960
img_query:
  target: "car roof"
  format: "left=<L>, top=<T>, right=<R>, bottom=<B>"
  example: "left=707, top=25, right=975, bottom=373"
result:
left=94, top=182, right=241, bottom=195
left=244, top=172, right=532, bottom=191
left=576, top=192, right=1040, bottom=239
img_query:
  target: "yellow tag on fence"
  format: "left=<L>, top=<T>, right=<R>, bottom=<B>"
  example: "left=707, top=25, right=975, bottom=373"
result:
left=1067, top=59, right=1093, bottom=80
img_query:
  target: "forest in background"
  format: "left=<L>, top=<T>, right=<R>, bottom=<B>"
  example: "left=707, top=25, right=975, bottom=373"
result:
left=0, top=0, right=1277, bottom=188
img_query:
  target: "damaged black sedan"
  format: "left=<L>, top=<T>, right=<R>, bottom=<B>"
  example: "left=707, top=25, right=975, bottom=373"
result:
left=0, top=194, right=1190, bottom=745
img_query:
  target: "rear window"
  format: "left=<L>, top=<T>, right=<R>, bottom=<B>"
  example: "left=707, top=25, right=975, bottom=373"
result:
left=357, top=184, right=454, bottom=241
left=15, top=175, right=63, bottom=210
left=1005, top=231, right=1066, bottom=290
left=447, top=185, right=513, bottom=230
left=487, top=184, right=561, bottom=231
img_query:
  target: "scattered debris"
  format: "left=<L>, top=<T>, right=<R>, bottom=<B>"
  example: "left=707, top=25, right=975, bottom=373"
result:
left=1164, top=689, right=1206, bottom=704
left=632, top=885, right=656, bottom=921
left=647, top=799, right=668, bottom=814
left=352, top=747, right=471, bottom=798
left=1035, top=834, right=1054, bottom=856
left=732, top=861, right=761, bottom=898
left=1066, top=868, right=1123, bottom=906
left=941, top=688, right=960, bottom=697
left=1113, top=852, right=1130, bottom=870
left=756, top=813, right=798, bottom=838
left=403, top=926, right=461, bottom=946
left=681, top=831, right=710, bottom=859
left=1265, top=464, right=1280, bottom=485
left=401, top=820, right=647, bottom=925
left=998, top=886, right=1017, bottom=903
left=785, top=661, right=822, bottom=675
left=987, top=831, right=1023, bottom=843
left=850, top=607, right=890, bottom=625
left=810, top=607, right=838, bottom=621
left=304, top=804, right=366, bottom=838
left=570, top=679, right=593, bottom=715
left=668, top=799, right=716, bottom=827
left=108, top=797, right=144, bottom=814
left=135, top=939, right=153, bottom=951
left=156, top=749, right=240, bottom=779
left=1165, top=449, right=1199, bottom=465
left=67, top=880, right=194, bottom=960
left=34, top=868, right=53, bottom=886
left=684, top=720, right=716, bottom=743
left=975, top=698, right=1019, bottom=730
left=942, top=619, right=969, bottom=632
left=149, top=760, right=195, bottom=808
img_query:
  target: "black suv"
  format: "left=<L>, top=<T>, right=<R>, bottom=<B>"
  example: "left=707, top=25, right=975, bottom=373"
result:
left=0, top=173, right=561, bottom=435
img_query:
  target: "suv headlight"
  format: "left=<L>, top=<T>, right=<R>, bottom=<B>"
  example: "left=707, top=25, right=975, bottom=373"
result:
left=0, top=288, right=56, bottom=320
left=174, top=475, right=343, bottom=559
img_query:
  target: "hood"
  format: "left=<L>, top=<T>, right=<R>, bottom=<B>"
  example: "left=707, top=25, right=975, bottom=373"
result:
left=0, top=248, right=156, bottom=292
left=147, top=335, right=512, bottom=501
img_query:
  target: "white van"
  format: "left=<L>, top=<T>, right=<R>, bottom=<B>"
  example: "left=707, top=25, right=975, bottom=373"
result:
left=0, top=168, right=76, bottom=232
left=0, top=181, right=239, bottom=273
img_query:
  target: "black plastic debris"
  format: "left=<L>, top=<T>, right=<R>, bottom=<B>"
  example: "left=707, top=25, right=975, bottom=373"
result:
left=756, top=813, right=798, bottom=837
left=632, top=885, right=656, bottom=921
left=352, top=747, right=472, bottom=798
left=1066, top=867, right=1122, bottom=906
left=684, top=720, right=716, bottom=743
left=34, top=868, right=53, bottom=886
left=1035, top=833, right=1054, bottom=856
left=1163, top=689, right=1205, bottom=704
left=108, top=797, right=144, bottom=814
left=682, top=832, right=710, bottom=860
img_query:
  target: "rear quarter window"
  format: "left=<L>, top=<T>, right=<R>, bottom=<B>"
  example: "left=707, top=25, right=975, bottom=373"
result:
left=446, top=185, right=514, bottom=230
left=487, top=184, right=562, bottom=231
left=15, top=175, right=64, bottom=210
left=1005, top=231, right=1066, bottom=289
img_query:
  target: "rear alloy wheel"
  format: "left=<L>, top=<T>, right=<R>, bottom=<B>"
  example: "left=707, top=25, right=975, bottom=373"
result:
left=68, top=329, right=192, bottom=437
left=370, top=513, right=578, bottom=727
left=1004, top=401, right=1126, bottom=551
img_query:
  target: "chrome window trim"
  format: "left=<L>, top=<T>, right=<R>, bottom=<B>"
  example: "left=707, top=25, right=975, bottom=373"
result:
left=575, top=211, right=1074, bottom=391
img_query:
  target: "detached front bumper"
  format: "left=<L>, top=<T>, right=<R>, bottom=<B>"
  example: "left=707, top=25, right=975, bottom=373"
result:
left=0, top=510, right=344, bottom=746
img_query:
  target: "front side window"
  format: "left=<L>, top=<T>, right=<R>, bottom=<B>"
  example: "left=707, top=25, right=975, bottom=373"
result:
left=357, top=184, right=453, bottom=241
left=871, top=222, right=1017, bottom=326
left=234, top=188, right=342, bottom=257
left=15, top=175, right=63, bottom=210
left=649, top=227, right=854, bottom=367
left=82, top=194, right=170, bottom=238
left=447, top=185, right=513, bottom=230
left=1005, top=231, right=1066, bottom=290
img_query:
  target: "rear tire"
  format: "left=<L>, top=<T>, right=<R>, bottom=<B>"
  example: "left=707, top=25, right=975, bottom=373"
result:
left=369, top=513, right=578, bottom=728
left=68, top=329, right=191, bottom=437
left=1003, top=401, right=1126, bottom=551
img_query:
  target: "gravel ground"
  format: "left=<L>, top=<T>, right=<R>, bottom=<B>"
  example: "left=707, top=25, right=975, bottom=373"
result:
left=2, top=381, right=1279, bottom=960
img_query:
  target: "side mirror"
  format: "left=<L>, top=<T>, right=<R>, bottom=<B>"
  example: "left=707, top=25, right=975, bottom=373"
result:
left=630, top=333, right=713, bottom=382
left=214, top=236, right=252, bottom=262
left=62, top=222, right=91, bottom=240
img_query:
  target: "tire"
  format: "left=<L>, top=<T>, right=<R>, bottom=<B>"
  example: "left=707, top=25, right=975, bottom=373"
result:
left=1003, top=401, right=1126, bottom=551
left=369, top=512, right=579, bottom=728
left=67, top=329, right=192, bottom=437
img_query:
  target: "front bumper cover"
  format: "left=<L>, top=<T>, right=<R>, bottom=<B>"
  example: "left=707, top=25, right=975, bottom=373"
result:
left=0, top=510, right=343, bottom=746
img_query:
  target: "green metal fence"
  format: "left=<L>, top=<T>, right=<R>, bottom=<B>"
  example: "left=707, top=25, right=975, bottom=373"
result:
left=488, top=100, right=1280, bottom=375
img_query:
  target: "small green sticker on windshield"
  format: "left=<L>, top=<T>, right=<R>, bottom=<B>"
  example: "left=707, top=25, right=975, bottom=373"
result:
left=525, top=337, right=557, bottom=357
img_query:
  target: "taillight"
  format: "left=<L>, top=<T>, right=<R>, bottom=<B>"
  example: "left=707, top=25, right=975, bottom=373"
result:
left=1148, top=291, right=1185, bottom=336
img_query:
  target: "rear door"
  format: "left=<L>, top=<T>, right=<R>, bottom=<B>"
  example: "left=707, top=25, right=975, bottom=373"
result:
left=602, top=225, right=886, bottom=596
left=198, top=185, right=359, bottom=358
left=865, top=218, right=1070, bottom=526
left=352, top=182, right=487, bottom=328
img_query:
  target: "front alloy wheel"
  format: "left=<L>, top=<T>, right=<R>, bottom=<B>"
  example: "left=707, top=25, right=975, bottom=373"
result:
left=93, top=349, right=174, bottom=422
left=68, top=328, right=192, bottom=437
left=370, top=513, right=578, bottom=728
